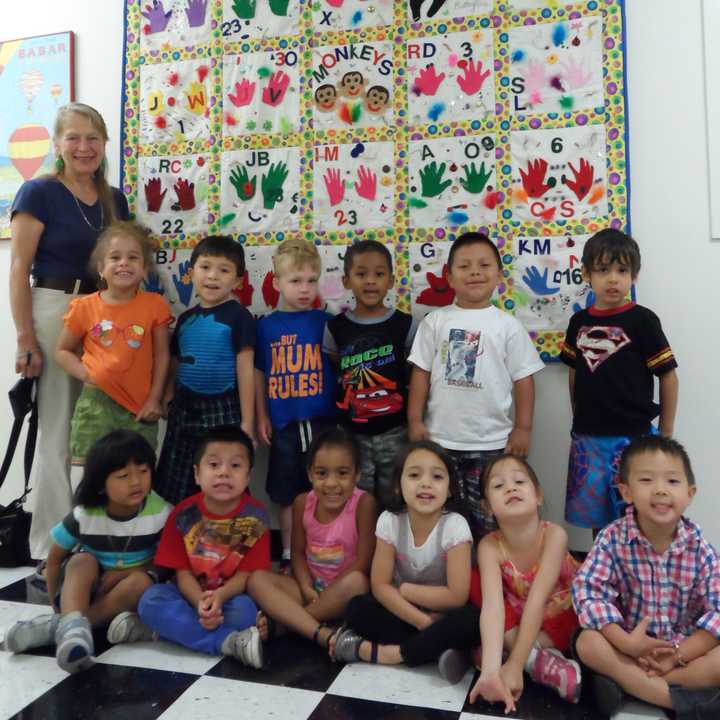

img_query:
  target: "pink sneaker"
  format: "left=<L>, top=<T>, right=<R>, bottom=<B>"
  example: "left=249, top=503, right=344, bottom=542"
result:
left=529, top=648, right=582, bottom=703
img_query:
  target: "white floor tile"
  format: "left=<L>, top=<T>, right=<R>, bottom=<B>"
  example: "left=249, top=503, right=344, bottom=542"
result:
left=0, top=566, right=34, bottom=589
left=0, top=650, right=67, bottom=720
left=97, top=639, right=222, bottom=675
left=0, top=600, right=55, bottom=643
left=459, top=714, right=508, bottom=720
left=614, top=699, right=669, bottom=719
left=156, top=675, right=324, bottom=720
left=328, top=662, right=474, bottom=712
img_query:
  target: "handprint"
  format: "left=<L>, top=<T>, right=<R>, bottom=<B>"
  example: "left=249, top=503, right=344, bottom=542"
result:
left=262, top=71, right=290, bottom=107
left=269, top=0, right=290, bottom=15
left=419, top=161, right=451, bottom=198
left=173, top=178, right=196, bottom=210
left=323, top=168, right=345, bottom=206
left=456, top=60, right=491, bottom=96
left=144, top=177, right=167, bottom=213
left=262, top=271, right=280, bottom=308
left=141, top=0, right=172, bottom=33
left=185, top=81, right=207, bottom=115
left=524, top=61, right=547, bottom=105
left=232, top=0, right=256, bottom=19
left=572, top=289, right=596, bottom=314
left=185, top=0, right=207, bottom=27
left=459, top=162, right=492, bottom=195
left=261, top=162, right=288, bottom=210
left=325, top=0, right=344, bottom=7
left=565, top=158, right=594, bottom=201
left=417, top=264, right=455, bottom=306
left=233, top=271, right=254, bottom=306
left=143, top=272, right=165, bottom=296
left=354, top=165, right=377, bottom=201
left=228, top=79, right=256, bottom=107
left=172, top=260, right=194, bottom=307
left=519, top=159, right=552, bottom=198
left=413, top=65, right=446, bottom=96
left=229, top=165, right=257, bottom=201
left=560, top=56, right=592, bottom=90
left=522, top=266, right=560, bottom=296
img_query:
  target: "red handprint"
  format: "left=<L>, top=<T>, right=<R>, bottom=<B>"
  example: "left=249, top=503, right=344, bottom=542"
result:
left=262, top=71, right=290, bottom=107
left=325, top=0, right=343, bottom=7
left=519, top=159, right=552, bottom=199
left=144, top=177, right=167, bottom=212
left=233, top=270, right=254, bottom=306
left=412, top=65, right=446, bottom=96
left=565, top=158, right=594, bottom=201
left=173, top=178, right=196, bottom=210
left=262, top=271, right=280, bottom=308
left=354, top=165, right=377, bottom=201
left=456, top=60, right=490, bottom=96
left=323, top=168, right=345, bottom=206
left=417, top=264, right=455, bottom=307
left=228, top=79, right=256, bottom=107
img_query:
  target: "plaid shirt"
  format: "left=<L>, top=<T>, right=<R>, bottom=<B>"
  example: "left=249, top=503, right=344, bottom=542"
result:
left=572, top=506, right=720, bottom=644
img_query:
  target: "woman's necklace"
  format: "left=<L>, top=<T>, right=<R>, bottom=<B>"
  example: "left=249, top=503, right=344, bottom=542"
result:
left=108, top=510, right=141, bottom=568
left=63, top=181, right=104, bottom=231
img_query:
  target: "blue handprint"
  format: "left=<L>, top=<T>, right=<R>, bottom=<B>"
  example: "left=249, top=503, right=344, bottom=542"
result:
left=573, top=289, right=596, bottom=313
left=522, top=266, right=560, bottom=296
left=143, top=272, right=165, bottom=296
left=172, top=260, right=194, bottom=307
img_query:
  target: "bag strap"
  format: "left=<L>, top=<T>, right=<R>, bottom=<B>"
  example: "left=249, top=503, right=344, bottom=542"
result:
left=0, top=385, right=38, bottom=500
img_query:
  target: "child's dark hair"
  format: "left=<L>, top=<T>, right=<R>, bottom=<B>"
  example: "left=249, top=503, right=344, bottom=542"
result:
left=481, top=454, right=542, bottom=497
left=581, top=228, right=641, bottom=278
left=306, top=425, right=362, bottom=472
left=618, top=435, right=695, bottom=486
left=73, top=430, right=156, bottom=508
left=447, top=232, right=502, bottom=271
left=190, top=235, right=246, bottom=276
left=343, top=239, right=393, bottom=276
left=193, top=425, right=255, bottom=467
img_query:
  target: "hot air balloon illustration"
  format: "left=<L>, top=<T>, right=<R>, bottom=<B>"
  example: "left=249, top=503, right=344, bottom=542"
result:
left=8, top=124, right=51, bottom=181
left=0, top=39, right=21, bottom=77
left=20, top=69, right=44, bottom=112
left=50, top=83, right=62, bottom=104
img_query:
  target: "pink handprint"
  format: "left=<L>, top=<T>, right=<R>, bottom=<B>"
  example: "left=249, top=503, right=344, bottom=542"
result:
left=519, top=159, right=552, bottom=198
left=325, top=0, right=343, bottom=7
left=456, top=60, right=490, bottom=96
left=144, top=177, right=166, bottom=213
left=228, top=79, right=256, bottom=107
left=354, top=165, right=377, bottom=201
left=565, top=158, right=594, bottom=201
left=560, top=56, right=592, bottom=90
left=323, top=168, right=345, bottom=206
left=412, top=65, right=446, bottom=96
left=173, top=178, right=196, bottom=210
left=262, top=71, right=290, bottom=107
left=524, top=61, right=547, bottom=105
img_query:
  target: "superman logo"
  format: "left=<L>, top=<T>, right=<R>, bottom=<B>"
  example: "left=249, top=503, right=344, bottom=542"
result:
left=576, top=325, right=631, bottom=372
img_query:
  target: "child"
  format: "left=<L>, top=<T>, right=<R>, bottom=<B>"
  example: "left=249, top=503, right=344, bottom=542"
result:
left=55, top=221, right=172, bottom=463
left=408, top=232, right=544, bottom=533
left=561, top=228, right=678, bottom=532
left=330, top=440, right=474, bottom=667
left=468, top=455, right=581, bottom=712
left=3, top=431, right=171, bottom=673
left=155, top=235, right=255, bottom=505
left=573, top=436, right=720, bottom=718
left=127, top=425, right=270, bottom=667
left=324, top=240, right=416, bottom=508
left=255, top=238, right=336, bottom=568
left=247, top=426, right=376, bottom=647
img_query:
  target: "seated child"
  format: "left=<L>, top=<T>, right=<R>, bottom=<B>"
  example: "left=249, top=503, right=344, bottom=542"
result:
left=324, top=240, right=416, bottom=508
left=573, top=436, right=720, bottom=718
left=247, top=426, right=376, bottom=647
left=128, top=426, right=270, bottom=668
left=4, top=431, right=171, bottom=673
left=155, top=235, right=256, bottom=505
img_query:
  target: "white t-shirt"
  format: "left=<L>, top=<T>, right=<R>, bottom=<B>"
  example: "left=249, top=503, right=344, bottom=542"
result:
left=375, top=510, right=472, bottom=587
left=408, top=304, right=544, bottom=450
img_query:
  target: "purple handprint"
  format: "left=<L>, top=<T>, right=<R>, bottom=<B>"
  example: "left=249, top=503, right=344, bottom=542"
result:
left=185, top=0, right=208, bottom=27
left=141, top=0, right=172, bottom=34
left=172, top=260, right=194, bottom=307
left=323, top=168, right=345, bottom=206
left=354, top=165, right=377, bottom=201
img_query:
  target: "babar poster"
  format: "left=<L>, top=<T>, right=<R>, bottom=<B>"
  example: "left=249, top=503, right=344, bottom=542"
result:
left=122, top=0, right=630, bottom=361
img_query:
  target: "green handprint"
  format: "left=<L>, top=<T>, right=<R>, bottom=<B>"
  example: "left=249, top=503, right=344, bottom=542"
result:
left=261, top=161, right=289, bottom=209
left=459, top=161, right=492, bottom=194
left=268, top=0, right=289, bottom=16
left=419, top=161, right=452, bottom=198
left=232, top=0, right=256, bottom=18
left=230, top=165, right=256, bottom=201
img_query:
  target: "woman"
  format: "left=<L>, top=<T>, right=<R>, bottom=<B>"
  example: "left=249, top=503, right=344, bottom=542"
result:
left=9, top=102, right=129, bottom=567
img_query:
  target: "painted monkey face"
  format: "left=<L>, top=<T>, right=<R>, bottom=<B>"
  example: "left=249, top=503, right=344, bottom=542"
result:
left=315, top=84, right=338, bottom=112
left=364, top=86, right=389, bottom=113
left=339, top=72, right=365, bottom=98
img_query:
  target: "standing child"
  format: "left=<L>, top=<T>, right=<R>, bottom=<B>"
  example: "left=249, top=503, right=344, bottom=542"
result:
left=255, top=238, right=336, bottom=568
left=3, top=431, right=171, bottom=673
left=55, top=221, right=172, bottom=463
left=561, top=229, right=678, bottom=533
left=130, top=426, right=270, bottom=668
left=330, top=440, right=474, bottom=667
left=324, top=240, right=416, bottom=508
left=155, top=235, right=255, bottom=504
left=408, top=232, right=544, bottom=534
left=248, top=426, right=376, bottom=648
left=468, top=455, right=581, bottom=712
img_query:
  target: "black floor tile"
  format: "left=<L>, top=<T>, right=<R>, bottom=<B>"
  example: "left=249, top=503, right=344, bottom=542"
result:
left=309, top=694, right=461, bottom=720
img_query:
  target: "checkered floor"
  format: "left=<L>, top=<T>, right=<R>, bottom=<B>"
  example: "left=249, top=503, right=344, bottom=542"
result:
left=0, top=567, right=670, bottom=720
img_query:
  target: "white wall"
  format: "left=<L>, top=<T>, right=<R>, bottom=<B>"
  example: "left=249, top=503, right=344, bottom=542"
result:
left=1, top=0, right=718, bottom=549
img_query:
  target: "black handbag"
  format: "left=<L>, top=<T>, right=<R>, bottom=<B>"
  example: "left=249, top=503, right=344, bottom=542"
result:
left=0, top=377, right=38, bottom=566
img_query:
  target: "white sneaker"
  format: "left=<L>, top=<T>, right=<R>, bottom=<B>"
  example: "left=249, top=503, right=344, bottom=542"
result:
left=107, top=612, right=155, bottom=644
left=4, top=613, right=59, bottom=653
left=221, top=626, right=263, bottom=669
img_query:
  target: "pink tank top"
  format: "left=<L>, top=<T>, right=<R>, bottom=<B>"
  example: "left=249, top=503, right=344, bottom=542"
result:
left=303, top=487, right=364, bottom=590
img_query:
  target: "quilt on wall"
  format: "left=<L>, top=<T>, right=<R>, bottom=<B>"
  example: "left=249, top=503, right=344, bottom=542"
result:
left=121, top=0, right=630, bottom=361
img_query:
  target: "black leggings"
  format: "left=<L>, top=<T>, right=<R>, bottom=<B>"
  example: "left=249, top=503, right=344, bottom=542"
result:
left=345, top=593, right=480, bottom=666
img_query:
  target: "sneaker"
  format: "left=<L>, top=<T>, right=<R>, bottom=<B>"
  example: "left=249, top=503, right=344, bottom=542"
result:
left=107, top=612, right=155, bottom=644
left=221, top=626, right=263, bottom=669
left=55, top=611, right=95, bottom=674
left=529, top=647, right=582, bottom=703
left=592, top=672, right=625, bottom=717
left=438, top=648, right=471, bottom=685
left=4, top=613, right=59, bottom=653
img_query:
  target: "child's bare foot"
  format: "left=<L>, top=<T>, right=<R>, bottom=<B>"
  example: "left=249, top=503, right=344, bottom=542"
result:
left=256, top=612, right=270, bottom=642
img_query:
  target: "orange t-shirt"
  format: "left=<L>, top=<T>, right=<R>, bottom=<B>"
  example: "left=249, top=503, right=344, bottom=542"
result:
left=64, top=291, right=173, bottom=414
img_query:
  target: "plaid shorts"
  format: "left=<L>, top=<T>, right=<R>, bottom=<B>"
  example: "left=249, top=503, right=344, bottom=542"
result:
left=356, top=425, right=407, bottom=509
left=154, top=385, right=242, bottom=505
